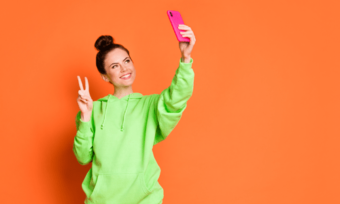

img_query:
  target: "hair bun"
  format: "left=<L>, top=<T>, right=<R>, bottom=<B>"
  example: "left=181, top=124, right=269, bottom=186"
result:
left=95, top=35, right=114, bottom=51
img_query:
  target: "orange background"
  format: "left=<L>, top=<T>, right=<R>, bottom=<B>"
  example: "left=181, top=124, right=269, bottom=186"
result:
left=1, top=0, right=339, bottom=203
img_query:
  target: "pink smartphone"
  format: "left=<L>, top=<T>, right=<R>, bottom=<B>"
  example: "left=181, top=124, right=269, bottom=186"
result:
left=167, top=10, right=190, bottom=42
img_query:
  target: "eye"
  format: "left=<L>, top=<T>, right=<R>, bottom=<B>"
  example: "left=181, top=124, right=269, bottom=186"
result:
left=112, top=59, right=130, bottom=68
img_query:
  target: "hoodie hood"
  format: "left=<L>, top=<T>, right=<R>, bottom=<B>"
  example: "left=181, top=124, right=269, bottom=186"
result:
left=97, top=93, right=143, bottom=131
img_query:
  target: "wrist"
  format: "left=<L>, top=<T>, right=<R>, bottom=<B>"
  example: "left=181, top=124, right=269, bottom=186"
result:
left=181, top=56, right=191, bottom=63
left=81, top=112, right=92, bottom=122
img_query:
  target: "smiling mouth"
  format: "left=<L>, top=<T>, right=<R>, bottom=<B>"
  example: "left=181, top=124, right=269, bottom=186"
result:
left=120, top=73, right=132, bottom=79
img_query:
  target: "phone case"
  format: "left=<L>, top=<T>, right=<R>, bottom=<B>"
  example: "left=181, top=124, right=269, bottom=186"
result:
left=167, top=10, right=190, bottom=42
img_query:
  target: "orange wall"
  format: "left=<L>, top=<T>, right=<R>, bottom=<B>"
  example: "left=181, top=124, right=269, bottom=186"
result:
left=0, top=0, right=339, bottom=203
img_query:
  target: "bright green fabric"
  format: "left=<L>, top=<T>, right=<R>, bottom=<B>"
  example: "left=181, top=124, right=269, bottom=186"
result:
left=73, top=57, right=194, bottom=204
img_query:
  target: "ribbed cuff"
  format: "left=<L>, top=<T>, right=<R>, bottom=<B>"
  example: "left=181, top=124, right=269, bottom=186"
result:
left=180, top=57, right=193, bottom=64
left=177, top=57, right=194, bottom=77
left=79, top=119, right=92, bottom=133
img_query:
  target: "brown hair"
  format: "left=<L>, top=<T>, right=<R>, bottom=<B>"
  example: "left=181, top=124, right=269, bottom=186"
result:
left=94, top=35, right=133, bottom=75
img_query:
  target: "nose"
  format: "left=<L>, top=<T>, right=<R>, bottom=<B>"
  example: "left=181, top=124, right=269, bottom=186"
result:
left=121, top=64, right=128, bottom=72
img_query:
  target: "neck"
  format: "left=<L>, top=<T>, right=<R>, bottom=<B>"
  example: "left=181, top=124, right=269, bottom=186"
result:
left=113, top=86, right=134, bottom=99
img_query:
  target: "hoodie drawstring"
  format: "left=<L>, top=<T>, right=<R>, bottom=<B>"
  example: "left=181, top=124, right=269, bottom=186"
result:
left=101, top=95, right=111, bottom=130
left=121, top=94, right=130, bottom=131
left=101, top=94, right=131, bottom=131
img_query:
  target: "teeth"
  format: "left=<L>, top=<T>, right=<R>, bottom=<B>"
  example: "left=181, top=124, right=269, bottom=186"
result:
left=121, top=74, right=131, bottom=78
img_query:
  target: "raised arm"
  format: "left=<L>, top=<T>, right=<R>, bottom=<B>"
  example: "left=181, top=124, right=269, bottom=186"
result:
left=73, top=76, right=94, bottom=165
left=153, top=57, right=194, bottom=145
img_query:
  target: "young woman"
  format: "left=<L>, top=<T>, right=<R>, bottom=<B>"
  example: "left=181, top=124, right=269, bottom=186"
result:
left=73, top=24, right=196, bottom=204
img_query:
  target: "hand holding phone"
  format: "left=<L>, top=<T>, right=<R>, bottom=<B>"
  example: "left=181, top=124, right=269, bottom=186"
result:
left=167, top=10, right=190, bottom=42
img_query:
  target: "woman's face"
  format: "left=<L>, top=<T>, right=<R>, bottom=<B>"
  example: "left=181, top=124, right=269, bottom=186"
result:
left=101, top=48, right=136, bottom=88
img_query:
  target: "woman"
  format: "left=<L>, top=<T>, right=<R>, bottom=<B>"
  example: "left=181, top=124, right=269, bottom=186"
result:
left=73, top=24, right=196, bottom=204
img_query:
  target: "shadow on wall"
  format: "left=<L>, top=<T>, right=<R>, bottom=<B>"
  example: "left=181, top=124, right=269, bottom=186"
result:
left=45, top=126, right=91, bottom=203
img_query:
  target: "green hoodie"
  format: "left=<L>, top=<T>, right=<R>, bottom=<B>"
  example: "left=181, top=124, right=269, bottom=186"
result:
left=73, top=57, right=194, bottom=204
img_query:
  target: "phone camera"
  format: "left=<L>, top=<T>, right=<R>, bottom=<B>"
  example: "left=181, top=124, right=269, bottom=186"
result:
left=170, top=12, right=173, bottom=17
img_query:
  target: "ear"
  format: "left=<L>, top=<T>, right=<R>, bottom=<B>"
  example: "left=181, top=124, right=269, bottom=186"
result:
left=101, top=74, right=110, bottom=82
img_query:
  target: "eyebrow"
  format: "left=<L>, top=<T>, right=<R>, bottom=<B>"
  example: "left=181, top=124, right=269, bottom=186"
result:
left=109, top=57, right=130, bottom=67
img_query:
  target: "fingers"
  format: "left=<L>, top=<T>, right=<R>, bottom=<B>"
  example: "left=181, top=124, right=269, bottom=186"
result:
left=85, top=77, right=89, bottom=93
left=78, top=90, right=92, bottom=101
left=78, top=76, right=91, bottom=100
left=181, top=32, right=194, bottom=38
left=78, top=93, right=88, bottom=104
left=78, top=90, right=84, bottom=97
left=180, top=30, right=193, bottom=35
left=79, top=98, right=87, bottom=103
left=178, top=24, right=191, bottom=31
left=82, top=94, right=91, bottom=101
left=78, top=90, right=87, bottom=98
left=180, top=33, right=195, bottom=44
left=77, top=76, right=91, bottom=105
left=77, top=76, right=84, bottom=91
left=178, top=25, right=196, bottom=43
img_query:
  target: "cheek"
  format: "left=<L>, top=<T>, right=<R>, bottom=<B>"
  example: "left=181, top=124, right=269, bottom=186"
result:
left=111, top=71, right=120, bottom=79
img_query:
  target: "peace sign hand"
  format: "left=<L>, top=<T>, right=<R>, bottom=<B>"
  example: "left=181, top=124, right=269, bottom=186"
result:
left=77, top=76, right=93, bottom=121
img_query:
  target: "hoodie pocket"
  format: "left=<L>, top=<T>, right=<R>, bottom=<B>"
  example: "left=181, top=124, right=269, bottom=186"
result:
left=89, top=172, right=151, bottom=204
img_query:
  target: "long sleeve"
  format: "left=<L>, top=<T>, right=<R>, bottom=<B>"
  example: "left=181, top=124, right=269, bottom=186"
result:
left=73, top=110, right=94, bottom=165
left=153, top=57, right=195, bottom=145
